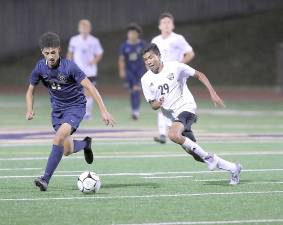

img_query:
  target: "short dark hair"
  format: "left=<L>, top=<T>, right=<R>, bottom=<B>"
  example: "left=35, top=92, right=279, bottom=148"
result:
left=127, top=23, right=142, bottom=35
left=39, top=32, right=60, bottom=49
left=142, top=43, right=161, bottom=57
left=159, top=12, right=174, bottom=23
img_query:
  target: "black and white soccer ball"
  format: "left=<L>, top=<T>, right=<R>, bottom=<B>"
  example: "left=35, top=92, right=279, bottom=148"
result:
left=77, top=171, right=101, bottom=194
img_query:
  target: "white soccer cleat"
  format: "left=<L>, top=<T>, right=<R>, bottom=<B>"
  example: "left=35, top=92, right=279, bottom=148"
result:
left=230, top=163, right=242, bottom=185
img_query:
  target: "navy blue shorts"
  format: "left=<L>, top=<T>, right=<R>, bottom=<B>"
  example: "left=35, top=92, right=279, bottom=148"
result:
left=51, top=106, right=86, bottom=135
left=126, top=71, right=143, bottom=89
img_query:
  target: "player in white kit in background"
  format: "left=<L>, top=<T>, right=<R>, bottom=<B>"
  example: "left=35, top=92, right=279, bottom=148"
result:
left=151, top=12, right=195, bottom=144
left=67, top=19, right=104, bottom=120
left=141, top=43, right=242, bottom=185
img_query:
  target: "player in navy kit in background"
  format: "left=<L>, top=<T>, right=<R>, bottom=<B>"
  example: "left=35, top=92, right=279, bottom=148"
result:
left=118, top=23, right=147, bottom=120
left=25, top=32, right=115, bottom=191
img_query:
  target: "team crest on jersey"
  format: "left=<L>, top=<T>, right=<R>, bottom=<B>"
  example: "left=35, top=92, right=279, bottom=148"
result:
left=57, top=73, right=68, bottom=83
left=167, top=73, right=174, bottom=80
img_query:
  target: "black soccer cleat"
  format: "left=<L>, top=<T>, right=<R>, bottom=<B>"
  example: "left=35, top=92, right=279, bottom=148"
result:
left=83, top=137, right=93, bottom=164
left=132, top=114, right=139, bottom=121
left=153, top=135, right=166, bottom=144
left=34, top=177, right=48, bottom=191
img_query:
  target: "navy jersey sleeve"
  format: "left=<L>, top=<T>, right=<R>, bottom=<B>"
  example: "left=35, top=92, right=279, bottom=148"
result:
left=70, top=62, right=87, bottom=84
left=29, top=63, right=41, bottom=86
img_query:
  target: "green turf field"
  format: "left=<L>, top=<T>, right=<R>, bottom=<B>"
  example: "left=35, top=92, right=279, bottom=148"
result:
left=0, top=94, right=283, bottom=225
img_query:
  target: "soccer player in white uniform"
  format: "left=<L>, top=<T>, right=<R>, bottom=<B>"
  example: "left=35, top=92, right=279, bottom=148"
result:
left=67, top=19, right=104, bottom=120
left=151, top=12, right=195, bottom=144
left=141, top=43, right=242, bottom=185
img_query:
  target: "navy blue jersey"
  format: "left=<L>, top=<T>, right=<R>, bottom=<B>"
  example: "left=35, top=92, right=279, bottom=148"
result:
left=29, top=58, right=87, bottom=110
left=119, top=40, right=146, bottom=75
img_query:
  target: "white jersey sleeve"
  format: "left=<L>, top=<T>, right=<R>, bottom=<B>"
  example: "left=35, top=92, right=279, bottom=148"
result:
left=68, top=37, right=76, bottom=53
left=178, top=35, right=193, bottom=54
left=177, top=62, right=196, bottom=80
left=92, top=39, right=104, bottom=56
left=141, top=75, right=156, bottom=102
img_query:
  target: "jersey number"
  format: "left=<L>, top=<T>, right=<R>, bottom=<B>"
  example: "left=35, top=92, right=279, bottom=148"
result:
left=158, top=83, right=169, bottom=95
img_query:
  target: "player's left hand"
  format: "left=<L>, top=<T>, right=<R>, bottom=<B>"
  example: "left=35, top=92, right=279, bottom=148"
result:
left=211, top=92, right=225, bottom=108
left=101, top=111, right=116, bottom=127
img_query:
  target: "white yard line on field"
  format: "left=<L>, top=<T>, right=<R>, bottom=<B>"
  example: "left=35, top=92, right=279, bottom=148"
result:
left=1, top=190, right=283, bottom=202
left=141, top=176, right=193, bottom=179
left=116, top=218, right=283, bottom=225
left=1, top=139, right=283, bottom=147
left=1, top=168, right=283, bottom=179
left=0, top=168, right=41, bottom=171
left=0, top=151, right=283, bottom=161
left=194, top=179, right=283, bottom=184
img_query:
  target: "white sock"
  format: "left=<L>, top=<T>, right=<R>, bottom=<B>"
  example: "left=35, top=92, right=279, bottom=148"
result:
left=182, top=138, right=209, bottom=159
left=215, top=155, right=237, bottom=172
left=157, top=111, right=167, bottom=136
left=132, top=110, right=140, bottom=117
left=86, top=97, right=93, bottom=116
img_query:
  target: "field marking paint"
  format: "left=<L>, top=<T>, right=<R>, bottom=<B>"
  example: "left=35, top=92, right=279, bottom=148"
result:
left=1, top=190, right=283, bottom=202
left=1, top=151, right=283, bottom=161
left=141, top=176, right=193, bottom=179
left=1, top=168, right=283, bottom=179
left=1, top=139, right=283, bottom=147
left=116, top=218, right=283, bottom=225
left=0, top=168, right=41, bottom=171
left=194, top=179, right=283, bottom=184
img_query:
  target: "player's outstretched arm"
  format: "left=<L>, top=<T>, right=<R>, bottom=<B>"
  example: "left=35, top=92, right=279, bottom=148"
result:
left=194, top=71, right=225, bottom=108
left=181, top=51, right=195, bottom=64
left=25, top=84, right=36, bottom=120
left=81, top=78, right=116, bottom=126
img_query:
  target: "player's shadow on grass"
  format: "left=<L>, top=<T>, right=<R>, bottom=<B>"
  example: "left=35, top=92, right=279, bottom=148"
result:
left=202, top=179, right=252, bottom=186
left=102, top=182, right=160, bottom=189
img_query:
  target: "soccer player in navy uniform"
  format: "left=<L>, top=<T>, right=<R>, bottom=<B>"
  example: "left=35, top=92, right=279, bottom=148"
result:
left=25, top=32, right=115, bottom=191
left=118, top=23, right=147, bottom=120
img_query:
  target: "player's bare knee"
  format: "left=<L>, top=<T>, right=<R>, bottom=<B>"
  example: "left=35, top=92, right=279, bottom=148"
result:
left=168, top=130, right=183, bottom=144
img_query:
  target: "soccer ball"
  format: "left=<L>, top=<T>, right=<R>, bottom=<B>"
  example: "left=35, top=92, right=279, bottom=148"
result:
left=77, top=171, right=101, bottom=194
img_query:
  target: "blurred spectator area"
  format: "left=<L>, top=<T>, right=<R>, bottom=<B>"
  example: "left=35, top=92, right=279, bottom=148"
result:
left=0, top=0, right=283, bottom=87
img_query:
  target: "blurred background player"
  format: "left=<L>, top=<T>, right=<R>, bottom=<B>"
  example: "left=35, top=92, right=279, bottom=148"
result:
left=151, top=12, right=195, bottom=143
left=118, top=23, right=147, bottom=120
left=67, top=19, right=104, bottom=120
left=26, top=32, right=115, bottom=191
left=141, top=44, right=242, bottom=185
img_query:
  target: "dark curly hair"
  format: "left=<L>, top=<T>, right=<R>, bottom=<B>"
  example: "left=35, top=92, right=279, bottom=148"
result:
left=127, top=23, right=142, bottom=35
left=39, top=32, right=60, bottom=49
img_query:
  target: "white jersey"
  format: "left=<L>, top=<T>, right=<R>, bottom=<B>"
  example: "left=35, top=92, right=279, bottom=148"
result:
left=141, top=61, right=197, bottom=120
left=151, top=32, right=193, bottom=62
left=68, top=34, right=103, bottom=77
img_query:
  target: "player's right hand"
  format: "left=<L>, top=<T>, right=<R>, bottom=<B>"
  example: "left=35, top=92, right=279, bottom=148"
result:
left=119, top=72, right=126, bottom=80
left=26, top=111, right=35, bottom=120
left=101, top=111, right=116, bottom=127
